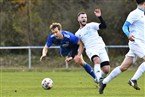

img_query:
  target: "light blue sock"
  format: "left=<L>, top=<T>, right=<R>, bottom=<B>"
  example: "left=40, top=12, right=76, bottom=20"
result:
left=83, top=63, right=97, bottom=79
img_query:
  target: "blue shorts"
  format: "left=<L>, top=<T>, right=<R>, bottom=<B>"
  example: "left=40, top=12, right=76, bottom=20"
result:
left=60, top=45, right=79, bottom=58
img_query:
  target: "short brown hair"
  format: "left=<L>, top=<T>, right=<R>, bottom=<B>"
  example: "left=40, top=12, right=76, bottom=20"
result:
left=50, top=23, right=62, bottom=30
left=77, top=12, right=86, bottom=17
left=136, top=0, right=145, bottom=4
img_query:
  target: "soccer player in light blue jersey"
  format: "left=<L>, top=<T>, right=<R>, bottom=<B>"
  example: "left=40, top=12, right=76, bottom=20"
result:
left=75, top=8, right=110, bottom=84
left=99, top=0, right=145, bottom=94
left=40, top=22, right=98, bottom=83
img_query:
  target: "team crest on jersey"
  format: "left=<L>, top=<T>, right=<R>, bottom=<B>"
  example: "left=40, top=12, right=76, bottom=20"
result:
left=62, top=42, right=69, bottom=47
left=64, top=34, right=70, bottom=38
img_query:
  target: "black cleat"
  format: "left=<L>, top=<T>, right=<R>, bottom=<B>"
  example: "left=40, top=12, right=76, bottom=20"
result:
left=99, top=77, right=104, bottom=86
left=128, top=79, right=140, bottom=90
left=99, top=82, right=106, bottom=94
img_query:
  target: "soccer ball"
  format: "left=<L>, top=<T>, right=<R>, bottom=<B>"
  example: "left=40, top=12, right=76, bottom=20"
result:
left=41, top=78, right=53, bottom=90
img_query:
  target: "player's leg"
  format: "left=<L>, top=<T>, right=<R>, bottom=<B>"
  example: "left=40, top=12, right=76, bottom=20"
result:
left=86, top=49, right=102, bottom=82
left=99, top=48, right=110, bottom=81
left=100, top=62, right=110, bottom=81
left=91, top=55, right=102, bottom=82
left=68, top=45, right=97, bottom=82
left=99, top=55, right=133, bottom=94
left=102, top=50, right=135, bottom=84
left=104, top=56, right=133, bottom=83
left=71, top=45, right=98, bottom=82
left=131, top=61, right=145, bottom=81
left=128, top=62, right=145, bottom=90
left=128, top=46, right=145, bottom=90
left=75, top=55, right=98, bottom=83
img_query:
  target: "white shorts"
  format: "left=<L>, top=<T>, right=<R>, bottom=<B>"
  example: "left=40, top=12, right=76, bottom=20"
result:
left=86, top=47, right=109, bottom=63
left=127, top=40, right=145, bottom=58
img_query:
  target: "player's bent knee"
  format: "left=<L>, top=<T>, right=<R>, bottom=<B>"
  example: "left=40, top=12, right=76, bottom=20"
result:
left=102, top=67, right=110, bottom=74
left=101, top=61, right=110, bottom=74
left=100, top=61, right=110, bottom=67
left=91, top=55, right=100, bottom=64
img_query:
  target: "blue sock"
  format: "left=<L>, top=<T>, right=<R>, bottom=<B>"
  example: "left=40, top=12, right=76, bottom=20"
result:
left=83, top=63, right=97, bottom=79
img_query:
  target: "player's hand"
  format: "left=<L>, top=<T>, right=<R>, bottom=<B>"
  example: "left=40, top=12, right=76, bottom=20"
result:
left=40, top=55, right=46, bottom=61
left=128, top=34, right=135, bottom=41
left=65, top=57, right=72, bottom=62
left=74, top=55, right=81, bottom=63
left=94, top=8, right=101, bottom=17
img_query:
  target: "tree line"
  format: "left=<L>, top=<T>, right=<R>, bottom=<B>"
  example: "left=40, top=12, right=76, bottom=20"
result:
left=0, top=0, right=136, bottom=53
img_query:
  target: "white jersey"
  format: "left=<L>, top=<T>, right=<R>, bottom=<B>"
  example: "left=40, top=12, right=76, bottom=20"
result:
left=126, top=8, right=145, bottom=58
left=126, top=8, right=145, bottom=43
left=75, top=22, right=105, bottom=51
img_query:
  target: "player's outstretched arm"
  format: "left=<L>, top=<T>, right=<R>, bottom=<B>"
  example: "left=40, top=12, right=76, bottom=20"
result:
left=94, top=8, right=106, bottom=29
left=74, top=39, right=84, bottom=63
left=40, top=45, right=48, bottom=61
left=77, top=39, right=84, bottom=56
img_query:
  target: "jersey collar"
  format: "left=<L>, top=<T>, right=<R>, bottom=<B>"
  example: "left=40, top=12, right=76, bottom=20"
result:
left=137, top=7, right=145, bottom=12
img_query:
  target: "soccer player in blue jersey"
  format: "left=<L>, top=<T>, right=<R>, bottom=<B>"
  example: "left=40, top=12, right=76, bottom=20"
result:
left=40, top=22, right=98, bottom=83
left=75, top=8, right=110, bottom=83
left=99, top=0, right=145, bottom=94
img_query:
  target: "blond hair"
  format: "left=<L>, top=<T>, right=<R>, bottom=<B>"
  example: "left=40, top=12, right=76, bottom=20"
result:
left=50, top=23, right=62, bottom=30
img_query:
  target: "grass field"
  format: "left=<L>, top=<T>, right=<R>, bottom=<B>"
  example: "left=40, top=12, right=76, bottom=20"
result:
left=0, top=69, right=144, bottom=97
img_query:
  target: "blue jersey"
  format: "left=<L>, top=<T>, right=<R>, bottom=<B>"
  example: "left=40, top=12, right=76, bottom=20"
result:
left=45, top=31, right=79, bottom=57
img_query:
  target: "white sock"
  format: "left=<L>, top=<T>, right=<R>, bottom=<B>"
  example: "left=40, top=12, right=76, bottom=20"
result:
left=131, top=62, right=145, bottom=80
left=103, top=66, right=122, bottom=84
left=94, top=64, right=101, bottom=81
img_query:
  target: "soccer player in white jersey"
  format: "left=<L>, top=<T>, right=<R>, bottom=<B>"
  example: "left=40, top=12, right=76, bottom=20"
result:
left=75, top=8, right=110, bottom=83
left=40, top=22, right=98, bottom=84
left=99, top=0, right=145, bottom=94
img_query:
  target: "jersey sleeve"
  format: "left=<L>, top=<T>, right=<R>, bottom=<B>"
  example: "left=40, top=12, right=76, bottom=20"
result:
left=122, top=21, right=131, bottom=37
left=89, top=22, right=100, bottom=31
left=122, top=11, right=138, bottom=37
left=126, top=11, right=138, bottom=24
left=69, top=33, right=79, bottom=45
left=75, top=31, right=79, bottom=38
left=45, top=35, right=52, bottom=47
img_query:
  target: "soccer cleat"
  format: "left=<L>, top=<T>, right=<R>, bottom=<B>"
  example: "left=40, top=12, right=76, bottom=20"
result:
left=99, top=82, right=106, bottom=94
left=128, top=79, right=140, bottom=90
left=98, top=77, right=104, bottom=86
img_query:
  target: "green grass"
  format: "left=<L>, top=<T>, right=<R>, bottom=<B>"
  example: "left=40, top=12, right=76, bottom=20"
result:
left=0, top=69, right=145, bottom=97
